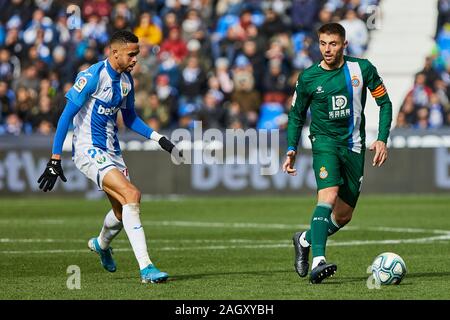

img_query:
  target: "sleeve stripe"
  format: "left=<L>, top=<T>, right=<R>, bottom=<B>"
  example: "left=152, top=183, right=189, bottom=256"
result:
left=372, top=88, right=385, bottom=95
left=372, top=90, right=387, bottom=98
left=371, top=84, right=386, bottom=95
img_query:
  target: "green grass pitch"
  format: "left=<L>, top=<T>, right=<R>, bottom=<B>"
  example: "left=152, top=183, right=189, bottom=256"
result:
left=0, top=195, right=449, bottom=300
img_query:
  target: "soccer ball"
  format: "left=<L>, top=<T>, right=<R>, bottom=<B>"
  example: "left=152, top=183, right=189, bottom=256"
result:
left=371, top=252, right=407, bottom=285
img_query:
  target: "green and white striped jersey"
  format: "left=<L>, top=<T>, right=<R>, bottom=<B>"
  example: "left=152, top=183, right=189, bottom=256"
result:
left=287, top=55, right=392, bottom=153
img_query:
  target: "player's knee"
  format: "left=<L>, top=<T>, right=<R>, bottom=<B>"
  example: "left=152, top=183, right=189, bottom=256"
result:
left=324, top=191, right=338, bottom=205
left=335, top=212, right=352, bottom=226
left=123, top=186, right=141, bottom=204
left=318, top=188, right=339, bottom=206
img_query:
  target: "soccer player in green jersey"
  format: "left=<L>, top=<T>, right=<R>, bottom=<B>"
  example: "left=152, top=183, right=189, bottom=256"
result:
left=282, top=23, right=392, bottom=284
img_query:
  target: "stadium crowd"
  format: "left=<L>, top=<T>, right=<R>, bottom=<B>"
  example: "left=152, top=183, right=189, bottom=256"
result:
left=0, top=0, right=380, bottom=136
left=396, top=0, right=450, bottom=129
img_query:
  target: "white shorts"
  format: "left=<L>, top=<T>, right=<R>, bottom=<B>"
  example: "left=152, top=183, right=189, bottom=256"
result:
left=73, top=146, right=130, bottom=190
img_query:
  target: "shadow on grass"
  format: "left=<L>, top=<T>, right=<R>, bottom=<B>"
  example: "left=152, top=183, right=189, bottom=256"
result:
left=404, top=272, right=450, bottom=279
left=170, top=269, right=293, bottom=281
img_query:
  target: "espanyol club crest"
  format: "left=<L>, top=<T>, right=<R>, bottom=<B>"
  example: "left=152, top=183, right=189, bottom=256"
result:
left=351, top=75, right=360, bottom=87
left=319, top=166, right=328, bottom=179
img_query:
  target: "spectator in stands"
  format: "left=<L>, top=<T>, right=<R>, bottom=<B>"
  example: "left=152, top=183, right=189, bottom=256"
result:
left=406, top=73, right=433, bottom=109
left=0, top=0, right=34, bottom=32
left=32, top=94, right=56, bottom=131
left=207, top=75, right=225, bottom=104
left=414, top=107, right=430, bottom=129
left=291, top=0, right=320, bottom=32
left=225, top=101, right=247, bottom=129
left=240, top=39, right=265, bottom=91
left=0, top=48, right=17, bottom=83
left=436, top=0, right=450, bottom=39
left=4, top=27, right=25, bottom=60
left=214, top=57, right=234, bottom=96
left=82, top=14, right=109, bottom=47
left=179, top=55, right=207, bottom=107
left=0, top=113, right=22, bottom=135
left=421, top=56, right=441, bottom=91
left=231, top=55, right=261, bottom=127
left=159, top=27, right=188, bottom=64
left=14, top=86, right=33, bottom=132
left=138, top=91, right=170, bottom=130
left=395, top=111, right=410, bottom=129
left=82, top=0, right=112, bottom=20
left=428, top=93, right=445, bottom=128
left=399, top=95, right=417, bottom=126
left=260, top=7, right=287, bottom=41
left=0, top=80, right=14, bottom=121
left=262, top=59, right=290, bottom=100
left=340, top=9, right=369, bottom=57
left=134, top=12, right=163, bottom=46
left=108, top=14, right=130, bottom=37
left=35, top=0, right=62, bottom=21
left=162, top=11, right=179, bottom=38
left=154, top=73, right=178, bottom=126
left=198, top=90, right=226, bottom=129
left=23, top=9, right=55, bottom=48
left=181, top=8, right=207, bottom=43
left=434, top=79, right=450, bottom=113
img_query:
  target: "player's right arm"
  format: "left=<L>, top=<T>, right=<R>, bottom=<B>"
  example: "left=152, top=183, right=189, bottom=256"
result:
left=38, top=71, right=96, bottom=192
left=283, top=74, right=310, bottom=176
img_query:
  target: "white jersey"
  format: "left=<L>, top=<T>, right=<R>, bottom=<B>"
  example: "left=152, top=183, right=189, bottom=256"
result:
left=65, top=59, right=134, bottom=156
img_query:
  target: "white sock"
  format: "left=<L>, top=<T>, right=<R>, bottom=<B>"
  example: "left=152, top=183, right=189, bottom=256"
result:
left=98, top=210, right=123, bottom=250
left=122, top=203, right=152, bottom=270
left=312, top=256, right=326, bottom=270
left=299, top=232, right=310, bottom=248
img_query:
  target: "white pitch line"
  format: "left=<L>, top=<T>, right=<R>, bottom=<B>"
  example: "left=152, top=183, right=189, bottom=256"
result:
left=146, top=220, right=450, bottom=235
left=1, top=218, right=450, bottom=235
left=0, top=238, right=288, bottom=244
left=1, top=234, right=450, bottom=254
left=147, top=220, right=313, bottom=230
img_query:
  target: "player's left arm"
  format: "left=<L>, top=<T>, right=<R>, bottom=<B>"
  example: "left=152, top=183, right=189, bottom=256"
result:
left=366, top=61, right=393, bottom=167
left=121, top=75, right=183, bottom=161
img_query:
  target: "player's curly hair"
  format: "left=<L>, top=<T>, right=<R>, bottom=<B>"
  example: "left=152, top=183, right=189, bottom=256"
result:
left=317, top=23, right=346, bottom=40
left=110, top=30, right=139, bottom=45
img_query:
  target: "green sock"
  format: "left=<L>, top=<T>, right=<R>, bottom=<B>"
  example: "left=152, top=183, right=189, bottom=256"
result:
left=305, top=212, right=341, bottom=244
left=308, top=203, right=333, bottom=258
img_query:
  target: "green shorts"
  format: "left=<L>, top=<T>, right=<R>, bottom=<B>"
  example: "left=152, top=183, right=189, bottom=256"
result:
left=311, top=135, right=365, bottom=208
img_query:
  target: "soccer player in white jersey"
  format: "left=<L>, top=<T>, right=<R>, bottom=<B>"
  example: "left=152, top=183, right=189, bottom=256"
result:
left=37, top=31, right=181, bottom=284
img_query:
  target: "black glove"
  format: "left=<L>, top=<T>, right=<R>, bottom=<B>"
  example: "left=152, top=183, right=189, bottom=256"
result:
left=158, top=137, right=184, bottom=163
left=158, top=136, right=175, bottom=153
left=37, top=159, right=67, bottom=192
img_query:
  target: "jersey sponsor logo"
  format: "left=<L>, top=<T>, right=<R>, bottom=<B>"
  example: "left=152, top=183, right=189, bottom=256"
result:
left=351, top=75, right=360, bottom=87
left=73, top=76, right=87, bottom=92
left=103, top=86, right=111, bottom=92
left=329, top=95, right=350, bottom=120
left=316, top=86, right=324, bottom=94
left=97, top=104, right=120, bottom=116
left=319, top=166, right=328, bottom=179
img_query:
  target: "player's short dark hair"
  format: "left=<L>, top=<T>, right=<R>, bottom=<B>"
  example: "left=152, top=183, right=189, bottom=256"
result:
left=317, top=23, right=346, bottom=40
left=110, top=30, right=139, bottom=45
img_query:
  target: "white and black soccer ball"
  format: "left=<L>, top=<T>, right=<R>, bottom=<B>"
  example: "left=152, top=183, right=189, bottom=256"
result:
left=371, top=252, right=407, bottom=285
